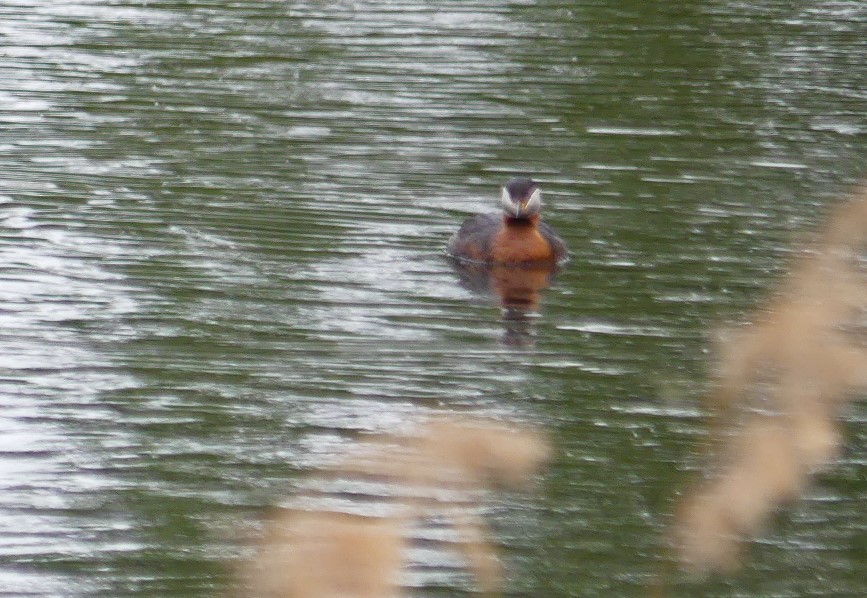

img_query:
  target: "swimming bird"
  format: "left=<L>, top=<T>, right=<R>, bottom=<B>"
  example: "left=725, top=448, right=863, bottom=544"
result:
left=447, top=177, right=567, bottom=265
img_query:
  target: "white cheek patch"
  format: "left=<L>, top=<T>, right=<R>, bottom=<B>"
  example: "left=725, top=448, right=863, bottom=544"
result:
left=500, top=187, right=517, bottom=216
left=525, top=188, right=542, bottom=214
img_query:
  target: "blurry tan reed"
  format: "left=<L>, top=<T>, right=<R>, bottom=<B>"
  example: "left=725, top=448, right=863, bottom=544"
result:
left=339, top=416, right=551, bottom=493
left=247, top=509, right=405, bottom=598
left=239, top=416, right=550, bottom=597
left=671, top=185, right=867, bottom=576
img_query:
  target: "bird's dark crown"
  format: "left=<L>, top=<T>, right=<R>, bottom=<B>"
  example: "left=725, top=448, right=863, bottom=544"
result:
left=504, top=177, right=538, bottom=201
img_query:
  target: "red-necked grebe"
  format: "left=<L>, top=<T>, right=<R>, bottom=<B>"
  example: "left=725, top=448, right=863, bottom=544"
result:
left=447, top=177, right=567, bottom=265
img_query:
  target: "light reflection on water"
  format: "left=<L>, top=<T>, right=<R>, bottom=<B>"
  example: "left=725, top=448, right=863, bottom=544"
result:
left=0, top=0, right=865, bottom=596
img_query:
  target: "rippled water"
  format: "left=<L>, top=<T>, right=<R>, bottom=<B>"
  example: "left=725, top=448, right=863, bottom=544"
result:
left=1, top=1, right=865, bottom=596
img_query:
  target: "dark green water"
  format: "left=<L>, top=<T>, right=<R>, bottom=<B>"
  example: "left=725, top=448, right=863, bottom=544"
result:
left=1, top=1, right=864, bottom=596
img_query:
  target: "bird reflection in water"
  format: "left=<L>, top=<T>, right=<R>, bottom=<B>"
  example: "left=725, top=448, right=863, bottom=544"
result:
left=450, top=259, right=562, bottom=346
left=238, top=416, right=550, bottom=597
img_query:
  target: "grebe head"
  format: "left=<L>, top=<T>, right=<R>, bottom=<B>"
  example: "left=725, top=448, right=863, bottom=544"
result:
left=500, top=177, right=542, bottom=219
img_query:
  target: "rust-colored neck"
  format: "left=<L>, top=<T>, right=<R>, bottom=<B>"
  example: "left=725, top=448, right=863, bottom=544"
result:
left=503, top=214, right=539, bottom=227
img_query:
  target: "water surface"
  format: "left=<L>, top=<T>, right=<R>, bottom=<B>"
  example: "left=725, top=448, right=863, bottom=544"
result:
left=1, top=0, right=865, bottom=596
